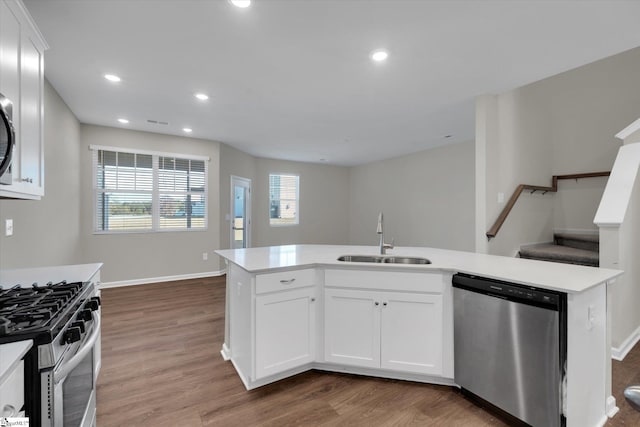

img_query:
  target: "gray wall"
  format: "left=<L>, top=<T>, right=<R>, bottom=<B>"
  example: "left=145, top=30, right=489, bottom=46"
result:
left=349, top=141, right=475, bottom=251
left=0, top=80, right=82, bottom=269
left=218, top=143, right=256, bottom=269
left=251, top=158, right=350, bottom=247
left=477, top=47, right=640, bottom=256
left=78, top=125, right=221, bottom=283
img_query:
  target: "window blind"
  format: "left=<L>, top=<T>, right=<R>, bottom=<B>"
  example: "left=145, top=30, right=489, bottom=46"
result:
left=269, top=174, right=299, bottom=226
left=93, top=147, right=208, bottom=233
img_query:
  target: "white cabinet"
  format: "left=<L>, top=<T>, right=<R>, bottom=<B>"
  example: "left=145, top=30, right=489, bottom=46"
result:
left=0, top=0, right=46, bottom=199
left=324, top=270, right=446, bottom=376
left=324, top=288, right=380, bottom=368
left=255, top=286, right=316, bottom=379
left=380, top=292, right=442, bottom=374
left=0, top=360, right=24, bottom=417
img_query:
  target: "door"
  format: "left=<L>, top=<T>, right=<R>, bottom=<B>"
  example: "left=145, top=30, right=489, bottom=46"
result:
left=255, top=287, right=316, bottom=379
left=230, top=176, right=251, bottom=249
left=380, top=292, right=443, bottom=375
left=324, top=288, right=380, bottom=368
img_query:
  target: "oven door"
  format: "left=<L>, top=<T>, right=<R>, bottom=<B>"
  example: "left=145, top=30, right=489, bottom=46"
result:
left=49, top=311, right=101, bottom=427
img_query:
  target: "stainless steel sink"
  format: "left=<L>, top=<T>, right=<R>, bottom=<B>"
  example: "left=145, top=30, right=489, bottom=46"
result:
left=382, top=256, right=431, bottom=265
left=337, top=255, right=431, bottom=264
left=337, top=255, right=384, bottom=263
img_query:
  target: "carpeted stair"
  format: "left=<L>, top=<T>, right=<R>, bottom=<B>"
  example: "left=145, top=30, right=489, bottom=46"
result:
left=518, top=233, right=599, bottom=267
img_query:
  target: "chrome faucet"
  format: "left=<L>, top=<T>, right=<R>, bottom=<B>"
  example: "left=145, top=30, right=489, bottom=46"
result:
left=377, top=212, right=394, bottom=255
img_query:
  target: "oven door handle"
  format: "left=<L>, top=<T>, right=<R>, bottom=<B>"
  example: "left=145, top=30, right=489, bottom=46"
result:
left=53, top=311, right=101, bottom=385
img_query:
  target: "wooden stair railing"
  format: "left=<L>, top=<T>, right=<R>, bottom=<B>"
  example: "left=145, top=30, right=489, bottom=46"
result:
left=486, top=171, right=611, bottom=239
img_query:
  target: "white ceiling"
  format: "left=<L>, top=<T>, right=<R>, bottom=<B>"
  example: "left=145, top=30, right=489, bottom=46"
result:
left=23, top=0, right=640, bottom=166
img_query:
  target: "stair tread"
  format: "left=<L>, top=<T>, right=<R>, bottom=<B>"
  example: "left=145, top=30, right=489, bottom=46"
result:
left=554, top=232, right=599, bottom=243
left=519, top=243, right=598, bottom=263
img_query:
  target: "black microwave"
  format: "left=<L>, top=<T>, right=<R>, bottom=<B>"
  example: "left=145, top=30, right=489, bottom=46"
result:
left=0, top=92, right=15, bottom=185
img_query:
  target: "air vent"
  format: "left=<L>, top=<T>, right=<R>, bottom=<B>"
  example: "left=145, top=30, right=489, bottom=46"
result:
left=146, top=119, right=169, bottom=125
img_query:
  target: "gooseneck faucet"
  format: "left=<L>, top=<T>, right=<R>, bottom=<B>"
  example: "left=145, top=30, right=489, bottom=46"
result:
left=377, top=212, right=394, bottom=255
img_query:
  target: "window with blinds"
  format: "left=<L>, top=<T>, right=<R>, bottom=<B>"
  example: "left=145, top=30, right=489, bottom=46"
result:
left=269, top=174, right=299, bottom=226
left=93, top=147, right=208, bottom=233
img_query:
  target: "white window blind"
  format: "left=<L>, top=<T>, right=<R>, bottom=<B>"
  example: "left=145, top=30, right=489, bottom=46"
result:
left=93, top=147, right=208, bottom=233
left=269, top=174, right=299, bottom=226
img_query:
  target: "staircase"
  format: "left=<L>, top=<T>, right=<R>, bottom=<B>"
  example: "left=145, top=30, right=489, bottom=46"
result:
left=518, top=233, right=599, bottom=267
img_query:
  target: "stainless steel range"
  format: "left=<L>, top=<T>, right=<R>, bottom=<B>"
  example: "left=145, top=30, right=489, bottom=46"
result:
left=0, top=279, right=101, bottom=427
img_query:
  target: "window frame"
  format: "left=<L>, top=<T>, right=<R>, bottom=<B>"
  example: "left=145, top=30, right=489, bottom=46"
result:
left=91, top=144, right=209, bottom=234
left=268, top=173, right=300, bottom=227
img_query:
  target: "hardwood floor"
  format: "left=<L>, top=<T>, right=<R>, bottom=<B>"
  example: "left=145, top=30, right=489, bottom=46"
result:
left=97, top=276, right=640, bottom=426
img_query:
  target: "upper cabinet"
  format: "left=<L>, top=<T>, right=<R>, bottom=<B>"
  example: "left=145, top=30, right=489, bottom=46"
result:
left=0, top=0, right=47, bottom=200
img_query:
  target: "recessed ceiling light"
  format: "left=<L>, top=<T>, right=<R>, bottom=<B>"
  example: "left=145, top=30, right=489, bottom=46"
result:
left=104, top=74, right=121, bottom=82
left=183, top=128, right=193, bottom=133
left=194, top=93, right=209, bottom=101
left=370, top=49, right=389, bottom=62
left=229, top=0, right=251, bottom=8
left=117, top=118, right=129, bottom=124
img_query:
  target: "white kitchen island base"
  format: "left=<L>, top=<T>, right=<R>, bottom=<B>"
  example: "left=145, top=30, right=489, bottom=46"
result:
left=216, top=244, right=622, bottom=427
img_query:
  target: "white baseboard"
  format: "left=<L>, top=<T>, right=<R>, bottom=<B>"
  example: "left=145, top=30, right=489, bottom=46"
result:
left=100, top=270, right=226, bottom=289
left=611, top=324, right=640, bottom=361
left=606, top=396, right=619, bottom=418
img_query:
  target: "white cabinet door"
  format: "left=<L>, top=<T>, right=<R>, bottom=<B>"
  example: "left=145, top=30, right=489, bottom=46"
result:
left=0, top=359, right=24, bottom=417
left=324, top=288, right=380, bottom=368
left=380, top=293, right=443, bottom=375
left=17, top=28, right=44, bottom=195
left=255, top=287, right=316, bottom=379
left=0, top=0, right=46, bottom=199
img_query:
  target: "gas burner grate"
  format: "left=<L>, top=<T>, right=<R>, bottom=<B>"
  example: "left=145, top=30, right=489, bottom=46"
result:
left=0, top=280, right=87, bottom=337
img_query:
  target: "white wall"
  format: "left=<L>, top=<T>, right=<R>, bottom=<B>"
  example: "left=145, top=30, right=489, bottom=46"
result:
left=0, top=80, right=82, bottom=269
left=349, top=141, right=475, bottom=251
left=78, top=125, right=222, bottom=283
left=478, top=47, right=640, bottom=255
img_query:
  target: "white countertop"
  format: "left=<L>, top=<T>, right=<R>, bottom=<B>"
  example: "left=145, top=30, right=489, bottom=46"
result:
left=0, top=263, right=103, bottom=287
left=0, top=340, right=32, bottom=386
left=215, top=245, right=622, bottom=293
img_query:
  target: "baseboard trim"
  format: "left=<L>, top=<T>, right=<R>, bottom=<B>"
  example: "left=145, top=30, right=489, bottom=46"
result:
left=606, top=396, right=619, bottom=418
left=100, top=270, right=226, bottom=289
left=611, top=324, right=640, bottom=361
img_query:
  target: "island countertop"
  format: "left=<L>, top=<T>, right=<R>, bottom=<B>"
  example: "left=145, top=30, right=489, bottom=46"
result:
left=216, top=244, right=622, bottom=294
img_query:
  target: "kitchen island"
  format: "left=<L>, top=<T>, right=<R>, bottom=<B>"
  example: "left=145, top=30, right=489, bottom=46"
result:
left=215, top=244, right=622, bottom=427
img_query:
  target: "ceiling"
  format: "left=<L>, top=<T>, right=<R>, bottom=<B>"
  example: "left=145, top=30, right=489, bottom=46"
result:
left=23, top=0, right=640, bottom=166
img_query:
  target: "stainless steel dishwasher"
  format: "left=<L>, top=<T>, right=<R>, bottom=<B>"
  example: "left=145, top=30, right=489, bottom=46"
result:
left=453, top=273, right=567, bottom=427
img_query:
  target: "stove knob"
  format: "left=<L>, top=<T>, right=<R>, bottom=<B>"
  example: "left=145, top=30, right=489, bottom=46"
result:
left=90, top=296, right=101, bottom=306
left=71, top=320, right=86, bottom=333
left=63, top=327, right=82, bottom=344
left=85, top=300, right=100, bottom=311
left=77, top=309, right=92, bottom=322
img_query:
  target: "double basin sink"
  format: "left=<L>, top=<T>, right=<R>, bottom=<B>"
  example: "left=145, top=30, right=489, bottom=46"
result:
left=337, top=255, right=431, bottom=265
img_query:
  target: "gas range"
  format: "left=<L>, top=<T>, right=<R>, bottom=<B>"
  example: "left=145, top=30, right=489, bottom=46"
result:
left=0, top=277, right=101, bottom=426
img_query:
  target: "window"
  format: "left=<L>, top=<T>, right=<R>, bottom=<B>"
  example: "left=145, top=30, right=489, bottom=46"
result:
left=92, top=146, right=208, bottom=233
left=269, top=174, right=299, bottom=226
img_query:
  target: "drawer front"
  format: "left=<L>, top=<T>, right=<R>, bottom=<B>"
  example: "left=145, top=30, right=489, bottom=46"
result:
left=256, top=268, right=316, bottom=294
left=0, top=360, right=24, bottom=417
left=325, top=269, right=444, bottom=293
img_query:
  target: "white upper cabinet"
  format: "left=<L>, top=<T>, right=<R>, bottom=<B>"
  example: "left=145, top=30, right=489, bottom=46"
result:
left=0, top=0, right=47, bottom=199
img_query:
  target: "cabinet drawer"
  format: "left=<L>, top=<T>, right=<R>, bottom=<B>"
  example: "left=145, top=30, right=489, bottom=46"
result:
left=256, top=269, right=316, bottom=294
left=325, top=269, right=444, bottom=293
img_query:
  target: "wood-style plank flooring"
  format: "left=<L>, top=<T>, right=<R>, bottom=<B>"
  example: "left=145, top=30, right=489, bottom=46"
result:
left=96, top=276, right=640, bottom=426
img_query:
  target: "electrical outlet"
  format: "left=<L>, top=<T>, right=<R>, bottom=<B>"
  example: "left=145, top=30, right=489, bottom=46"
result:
left=497, top=192, right=505, bottom=203
left=202, top=252, right=208, bottom=261
left=5, top=219, right=13, bottom=236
